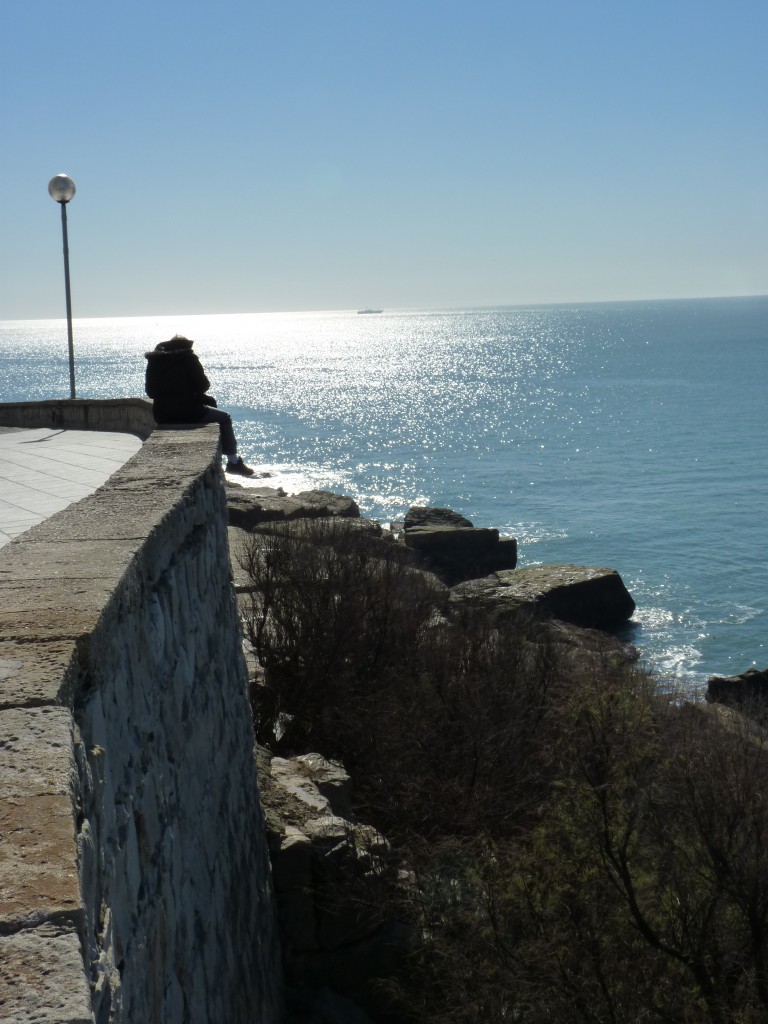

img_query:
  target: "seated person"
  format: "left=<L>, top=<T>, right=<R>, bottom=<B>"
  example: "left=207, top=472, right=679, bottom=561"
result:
left=145, top=334, right=254, bottom=476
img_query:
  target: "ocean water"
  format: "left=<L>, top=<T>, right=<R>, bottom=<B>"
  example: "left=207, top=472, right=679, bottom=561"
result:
left=1, top=296, right=766, bottom=691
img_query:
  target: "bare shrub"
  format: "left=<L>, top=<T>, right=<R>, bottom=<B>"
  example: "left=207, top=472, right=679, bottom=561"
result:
left=479, top=676, right=768, bottom=1024
left=239, top=518, right=567, bottom=839
left=239, top=519, right=444, bottom=753
left=239, top=517, right=768, bottom=1023
left=381, top=670, right=768, bottom=1024
left=352, top=611, right=569, bottom=840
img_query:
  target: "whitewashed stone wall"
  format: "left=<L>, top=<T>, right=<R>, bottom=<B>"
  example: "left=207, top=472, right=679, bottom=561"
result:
left=0, top=424, right=282, bottom=1024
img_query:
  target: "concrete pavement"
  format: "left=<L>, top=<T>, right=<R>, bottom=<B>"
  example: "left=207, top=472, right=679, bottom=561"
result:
left=0, top=427, right=143, bottom=550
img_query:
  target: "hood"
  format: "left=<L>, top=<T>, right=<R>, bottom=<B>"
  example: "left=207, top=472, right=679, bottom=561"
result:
left=145, top=336, right=195, bottom=359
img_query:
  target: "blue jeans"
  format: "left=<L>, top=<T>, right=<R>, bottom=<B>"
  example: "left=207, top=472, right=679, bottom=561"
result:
left=199, top=407, right=237, bottom=458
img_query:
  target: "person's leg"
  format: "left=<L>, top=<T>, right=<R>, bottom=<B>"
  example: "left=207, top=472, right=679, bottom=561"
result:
left=198, top=407, right=255, bottom=476
left=199, top=407, right=237, bottom=457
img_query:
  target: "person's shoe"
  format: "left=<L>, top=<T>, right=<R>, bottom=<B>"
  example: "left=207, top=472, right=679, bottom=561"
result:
left=225, top=458, right=255, bottom=477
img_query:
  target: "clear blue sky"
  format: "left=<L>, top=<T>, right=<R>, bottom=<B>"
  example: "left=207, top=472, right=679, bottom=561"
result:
left=2, top=0, right=766, bottom=318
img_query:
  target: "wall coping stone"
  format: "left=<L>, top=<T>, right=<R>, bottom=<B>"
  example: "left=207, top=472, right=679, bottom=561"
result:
left=0, top=398, right=156, bottom=440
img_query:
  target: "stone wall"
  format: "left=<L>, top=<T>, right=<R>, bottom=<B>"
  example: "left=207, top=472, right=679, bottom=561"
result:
left=0, top=422, right=282, bottom=1023
left=0, top=398, right=156, bottom=439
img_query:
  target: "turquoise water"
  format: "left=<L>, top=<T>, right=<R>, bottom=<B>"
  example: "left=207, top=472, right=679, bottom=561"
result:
left=1, top=296, right=766, bottom=689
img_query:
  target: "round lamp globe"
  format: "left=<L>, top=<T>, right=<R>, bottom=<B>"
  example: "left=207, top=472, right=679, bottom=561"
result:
left=48, top=174, right=77, bottom=204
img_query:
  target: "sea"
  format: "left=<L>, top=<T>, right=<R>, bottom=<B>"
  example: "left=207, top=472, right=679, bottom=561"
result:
left=1, top=296, right=766, bottom=693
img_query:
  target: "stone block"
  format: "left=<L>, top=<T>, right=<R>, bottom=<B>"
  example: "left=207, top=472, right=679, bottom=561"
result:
left=0, top=538, right=138, bottom=585
left=450, top=564, right=636, bottom=631
left=706, top=667, right=768, bottom=710
left=0, top=708, right=82, bottom=931
left=404, top=506, right=473, bottom=530
left=405, top=524, right=500, bottom=554
left=404, top=526, right=508, bottom=585
left=270, top=757, right=333, bottom=815
left=292, top=491, right=361, bottom=518
left=227, top=487, right=361, bottom=531
left=0, top=923, right=93, bottom=1024
left=496, top=536, right=518, bottom=569
left=0, top=707, right=76, bottom=796
left=0, top=640, right=79, bottom=709
left=0, top=577, right=114, bottom=643
left=0, top=792, right=83, bottom=930
left=294, top=754, right=352, bottom=818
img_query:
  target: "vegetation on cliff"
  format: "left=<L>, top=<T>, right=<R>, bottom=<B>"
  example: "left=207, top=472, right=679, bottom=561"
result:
left=239, top=518, right=768, bottom=1024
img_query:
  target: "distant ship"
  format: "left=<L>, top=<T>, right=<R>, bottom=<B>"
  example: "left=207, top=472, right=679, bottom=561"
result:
left=357, top=308, right=383, bottom=314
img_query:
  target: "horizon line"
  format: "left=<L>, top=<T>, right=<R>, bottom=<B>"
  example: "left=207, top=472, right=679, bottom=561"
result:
left=2, top=292, right=767, bottom=325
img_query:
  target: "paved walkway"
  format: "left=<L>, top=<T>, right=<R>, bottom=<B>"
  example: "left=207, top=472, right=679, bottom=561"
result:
left=0, top=427, right=143, bottom=550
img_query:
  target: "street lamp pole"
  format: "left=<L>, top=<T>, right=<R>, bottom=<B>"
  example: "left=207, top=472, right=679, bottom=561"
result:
left=48, top=174, right=77, bottom=399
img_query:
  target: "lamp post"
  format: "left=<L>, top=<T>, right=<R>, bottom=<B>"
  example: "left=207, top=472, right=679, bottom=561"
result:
left=48, top=174, right=77, bottom=399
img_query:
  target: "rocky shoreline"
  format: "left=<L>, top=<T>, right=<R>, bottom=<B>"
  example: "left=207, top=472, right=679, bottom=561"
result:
left=226, top=482, right=637, bottom=634
left=225, top=481, right=646, bottom=1022
left=225, top=480, right=768, bottom=1023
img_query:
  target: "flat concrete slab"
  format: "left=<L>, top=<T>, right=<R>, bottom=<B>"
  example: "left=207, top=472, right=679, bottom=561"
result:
left=0, top=428, right=142, bottom=550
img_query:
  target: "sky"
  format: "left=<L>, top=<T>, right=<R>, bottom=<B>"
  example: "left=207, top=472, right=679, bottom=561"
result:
left=1, top=0, right=766, bottom=318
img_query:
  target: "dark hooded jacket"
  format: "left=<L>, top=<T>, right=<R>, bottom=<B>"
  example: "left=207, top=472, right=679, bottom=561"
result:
left=144, top=336, right=211, bottom=424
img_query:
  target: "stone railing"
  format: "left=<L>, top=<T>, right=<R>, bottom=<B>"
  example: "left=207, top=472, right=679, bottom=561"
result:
left=0, top=417, right=282, bottom=1023
left=0, top=398, right=156, bottom=439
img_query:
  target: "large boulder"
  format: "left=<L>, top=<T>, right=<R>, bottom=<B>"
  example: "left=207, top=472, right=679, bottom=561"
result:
left=706, top=667, right=768, bottom=710
left=402, top=506, right=517, bottom=586
left=294, top=490, right=361, bottom=518
left=404, top=506, right=473, bottom=530
left=539, top=618, right=639, bottom=665
left=450, top=564, right=636, bottom=632
left=226, top=485, right=304, bottom=528
left=227, top=484, right=360, bottom=530
left=257, top=750, right=409, bottom=1015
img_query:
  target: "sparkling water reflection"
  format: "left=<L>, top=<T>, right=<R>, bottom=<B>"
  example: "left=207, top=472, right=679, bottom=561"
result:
left=1, top=298, right=766, bottom=688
